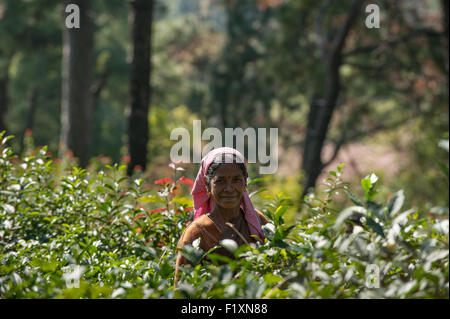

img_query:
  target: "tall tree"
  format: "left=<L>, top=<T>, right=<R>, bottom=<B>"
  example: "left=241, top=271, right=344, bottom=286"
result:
left=0, top=0, right=15, bottom=134
left=441, top=0, right=448, bottom=79
left=20, top=87, right=38, bottom=154
left=0, top=0, right=59, bottom=136
left=0, top=62, right=8, bottom=133
left=301, top=0, right=364, bottom=196
left=296, top=0, right=448, bottom=198
left=209, top=0, right=277, bottom=131
left=59, top=0, right=94, bottom=167
left=127, top=0, right=154, bottom=175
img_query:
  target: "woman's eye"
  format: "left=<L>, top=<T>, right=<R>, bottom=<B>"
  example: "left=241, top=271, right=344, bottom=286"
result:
left=213, top=177, right=243, bottom=185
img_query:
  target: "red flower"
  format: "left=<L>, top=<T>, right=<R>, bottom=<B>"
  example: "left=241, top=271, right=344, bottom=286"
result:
left=178, top=176, right=194, bottom=187
left=184, top=207, right=193, bottom=212
left=119, top=190, right=127, bottom=197
left=171, top=184, right=181, bottom=195
left=134, top=164, right=143, bottom=172
left=64, top=150, right=73, bottom=157
left=148, top=238, right=165, bottom=247
left=121, top=155, right=131, bottom=163
left=24, top=128, right=32, bottom=136
left=102, top=156, right=112, bottom=164
left=148, top=208, right=166, bottom=214
left=134, top=213, right=146, bottom=220
left=154, top=178, right=174, bottom=185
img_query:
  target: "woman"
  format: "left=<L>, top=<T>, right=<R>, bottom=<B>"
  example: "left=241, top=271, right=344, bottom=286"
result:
left=174, top=147, right=268, bottom=286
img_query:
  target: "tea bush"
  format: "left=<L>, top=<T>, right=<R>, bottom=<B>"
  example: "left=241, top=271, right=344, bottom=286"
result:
left=0, top=132, right=448, bottom=298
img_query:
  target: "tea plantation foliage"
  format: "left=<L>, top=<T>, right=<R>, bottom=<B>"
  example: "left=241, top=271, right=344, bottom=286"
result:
left=0, top=133, right=448, bottom=298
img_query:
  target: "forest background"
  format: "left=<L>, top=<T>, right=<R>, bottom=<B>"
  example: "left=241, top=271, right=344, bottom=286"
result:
left=0, top=0, right=448, bottom=222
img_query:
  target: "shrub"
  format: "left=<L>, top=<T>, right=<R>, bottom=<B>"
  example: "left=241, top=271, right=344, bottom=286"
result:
left=0, top=132, right=448, bottom=298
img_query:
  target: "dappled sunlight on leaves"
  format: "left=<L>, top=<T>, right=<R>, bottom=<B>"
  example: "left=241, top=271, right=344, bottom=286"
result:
left=0, top=133, right=448, bottom=299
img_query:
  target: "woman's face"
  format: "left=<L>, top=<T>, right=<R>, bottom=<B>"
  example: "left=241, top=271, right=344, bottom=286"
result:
left=208, top=163, right=246, bottom=209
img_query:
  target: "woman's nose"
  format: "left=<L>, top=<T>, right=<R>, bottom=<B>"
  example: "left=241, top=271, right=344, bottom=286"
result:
left=224, top=180, right=233, bottom=191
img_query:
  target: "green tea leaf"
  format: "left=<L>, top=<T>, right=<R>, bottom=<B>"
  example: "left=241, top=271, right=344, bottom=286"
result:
left=361, top=178, right=372, bottom=192
left=263, top=273, right=283, bottom=285
left=438, top=139, right=449, bottom=152
left=388, top=190, right=405, bottom=216
left=171, top=196, right=193, bottom=207
left=344, top=189, right=364, bottom=206
left=249, top=188, right=266, bottom=199
left=220, top=239, right=238, bottom=254
left=2, top=204, right=15, bottom=214
left=274, top=206, right=288, bottom=225
left=366, top=216, right=385, bottom=238
left=335, top=206, right=367, bottom=230
left=437, top=161, right=449, bottom=178
left=247, top=177, right=265, bottom=186
left=367, top=200, right=385, bottom=221
left=138, top=196, right=166, bottom=203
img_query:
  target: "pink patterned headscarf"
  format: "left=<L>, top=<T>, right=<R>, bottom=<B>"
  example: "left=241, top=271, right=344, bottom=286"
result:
left=191, top=147, right=265, bottom=242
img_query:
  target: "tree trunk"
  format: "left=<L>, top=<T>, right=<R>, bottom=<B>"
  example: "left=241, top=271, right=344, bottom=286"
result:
left=25, top=88, right=39, bottom=134
left=127, top=0, right=154, bottom=176
left=441, top=0, right=449, bottom=78
left=301, top=0, right=363, bottom=196
left=20, top=87, right=39, bottom=154
left=0, top=72, right=8, bottom=133
left=59, top=0, right=94, bottom=168
left=302, top=97, right=327, bottom=195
